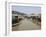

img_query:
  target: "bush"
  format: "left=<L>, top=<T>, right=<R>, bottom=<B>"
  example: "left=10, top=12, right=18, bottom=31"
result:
left=12, top=16, right=19, bottom=24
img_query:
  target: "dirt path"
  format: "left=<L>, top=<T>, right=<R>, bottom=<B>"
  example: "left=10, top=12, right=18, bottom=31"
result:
left=12, top=18, right=41, bottom=31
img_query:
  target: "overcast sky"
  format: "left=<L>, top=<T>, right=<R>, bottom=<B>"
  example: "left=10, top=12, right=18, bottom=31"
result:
left=12, top=6, right=41, bottom=14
